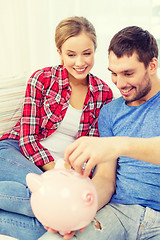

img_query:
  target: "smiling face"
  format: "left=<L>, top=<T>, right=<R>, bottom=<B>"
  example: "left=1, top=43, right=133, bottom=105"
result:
left=108, top=51, right=154, bottom=106
left=58, top=32, right=95, bottom=84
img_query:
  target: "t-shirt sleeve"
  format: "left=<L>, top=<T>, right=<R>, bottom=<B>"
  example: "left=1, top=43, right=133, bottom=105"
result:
left=98, top=103, right=114, bottom=137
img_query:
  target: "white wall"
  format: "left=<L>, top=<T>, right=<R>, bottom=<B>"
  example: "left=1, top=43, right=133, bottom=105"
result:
left=0, top=0, right=160, bottom=97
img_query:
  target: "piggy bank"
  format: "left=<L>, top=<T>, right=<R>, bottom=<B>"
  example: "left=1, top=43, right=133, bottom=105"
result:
left=26, top=159, right=98, bottom=235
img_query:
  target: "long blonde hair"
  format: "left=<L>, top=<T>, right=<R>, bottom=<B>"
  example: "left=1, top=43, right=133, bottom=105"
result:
left=55, top=16, right=97, bottom=53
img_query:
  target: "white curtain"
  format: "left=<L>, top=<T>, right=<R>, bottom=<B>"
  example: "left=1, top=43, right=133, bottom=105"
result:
left=0, top=0, right=160, bottom=135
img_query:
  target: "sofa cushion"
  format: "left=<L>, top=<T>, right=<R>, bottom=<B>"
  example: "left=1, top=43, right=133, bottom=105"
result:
left=0, top=76, right=26, bottom=137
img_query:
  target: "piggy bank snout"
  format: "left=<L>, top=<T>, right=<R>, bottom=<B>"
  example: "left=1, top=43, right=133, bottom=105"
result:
left=82, top=191, right=95, bottom=206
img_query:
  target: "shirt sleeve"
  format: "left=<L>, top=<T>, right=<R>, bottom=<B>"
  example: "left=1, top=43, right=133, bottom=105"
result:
left=19, top=70, right=54, bottom=166
left=98, top=102, right=114, bottom=137
left=88, top=86, right=113, bottom=137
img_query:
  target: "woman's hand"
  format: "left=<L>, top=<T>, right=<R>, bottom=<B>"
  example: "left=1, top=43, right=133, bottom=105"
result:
left=41, top=161, right=55, bottom=171
left=44, top=226, right=85, bottom=239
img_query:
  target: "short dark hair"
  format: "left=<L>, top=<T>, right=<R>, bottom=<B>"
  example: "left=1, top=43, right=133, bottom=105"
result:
left=108, top=26, right=158, bottom=68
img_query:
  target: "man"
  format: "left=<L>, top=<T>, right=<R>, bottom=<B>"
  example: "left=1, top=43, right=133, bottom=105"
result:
left=41, top=26, right=160, bottom=239
left=63, top=26, right=160, bottom=239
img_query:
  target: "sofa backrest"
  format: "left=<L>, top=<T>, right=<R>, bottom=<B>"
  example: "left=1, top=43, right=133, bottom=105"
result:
left=0, top=76, right=26, bottom=137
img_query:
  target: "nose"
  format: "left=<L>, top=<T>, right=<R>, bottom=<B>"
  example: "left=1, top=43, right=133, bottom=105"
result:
left=113, top=75, right=125, bottom=89
left=75, top=55, right=84, bottom=66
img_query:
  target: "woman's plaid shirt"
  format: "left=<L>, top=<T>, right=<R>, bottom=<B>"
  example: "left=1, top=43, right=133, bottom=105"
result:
left=1, top=65, right=113, bottom=166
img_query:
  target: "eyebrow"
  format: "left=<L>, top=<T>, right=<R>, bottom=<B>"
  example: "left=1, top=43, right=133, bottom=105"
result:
left=66, top=48, right=92, bottom=53
left=83, top=48, right=92, bottom=52
left=66, top=50, right=75, bottom=53
left=108, top=67, right=135, bottom=74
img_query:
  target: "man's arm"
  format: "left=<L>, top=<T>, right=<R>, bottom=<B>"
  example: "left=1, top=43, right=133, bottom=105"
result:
left=92, top=161, right=117, bottom=210
left=118, top=136, right=160, bottom=165
left=64, top=136, right=160, bottom=177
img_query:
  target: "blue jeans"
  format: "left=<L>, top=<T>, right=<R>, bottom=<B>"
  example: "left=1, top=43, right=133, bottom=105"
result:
left=0, top=139, right=46, bottom=239
left=39, top=202, right=160, bottom=240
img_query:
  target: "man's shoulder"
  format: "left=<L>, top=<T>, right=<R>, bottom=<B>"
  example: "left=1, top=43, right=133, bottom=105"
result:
left=99, top=96, right=124, bottom=122
left=104, top=96, right=124, bottom=109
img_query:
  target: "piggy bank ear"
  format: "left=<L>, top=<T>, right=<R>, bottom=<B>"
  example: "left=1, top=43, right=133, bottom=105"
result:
left=26, top=173, right=42, bottom=193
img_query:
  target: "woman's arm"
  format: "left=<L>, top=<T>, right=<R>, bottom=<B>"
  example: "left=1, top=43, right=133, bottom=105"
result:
left=19, top=70, right=54, bottom=167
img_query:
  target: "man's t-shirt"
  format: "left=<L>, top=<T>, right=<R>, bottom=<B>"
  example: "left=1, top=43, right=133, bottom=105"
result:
left=98, top=91, right=160, bottom=211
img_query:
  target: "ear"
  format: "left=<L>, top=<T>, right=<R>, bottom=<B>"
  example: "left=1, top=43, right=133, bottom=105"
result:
left=57, top=48, right=64, bottom=65
left=148, top=57, right=158, bottom=74
left=26, top=173, right=42, bottom=193
left=57, top=48, right=61, bottom=56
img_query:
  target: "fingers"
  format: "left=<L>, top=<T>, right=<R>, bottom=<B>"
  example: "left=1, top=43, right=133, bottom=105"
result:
left=64, top=136, right=99, bottom=177
left=64, top=137, right=84, bottom=165
left=79, top=227, right=85, bottom=232
left=64, top=137, right=87, bottom=174
left=63, top=231, right=76, bottom=240
left=83, top=158, right=96, bottom=177
left=44, top=226, right=57, bottom=233
left=70, top=151, right=89, bottom=175
left=44, top=225, right=77, bottom=240
left=63, top=228, right=85, bottom=239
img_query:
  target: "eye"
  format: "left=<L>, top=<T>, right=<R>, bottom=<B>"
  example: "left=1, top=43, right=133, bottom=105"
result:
left=111, top=72, right=117, bottom=76
left=84, top=52, right=91, bottom=56
left=124, top=72, right=133, bottom=76
left=68, top=54, right=75, bottom=57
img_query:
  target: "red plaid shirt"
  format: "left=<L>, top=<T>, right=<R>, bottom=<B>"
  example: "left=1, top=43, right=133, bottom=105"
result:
left=1, top=65, right=113, bottom=166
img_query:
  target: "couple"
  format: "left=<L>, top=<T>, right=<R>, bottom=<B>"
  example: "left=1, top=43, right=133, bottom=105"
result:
left=0, top=16, right=160, bottom=240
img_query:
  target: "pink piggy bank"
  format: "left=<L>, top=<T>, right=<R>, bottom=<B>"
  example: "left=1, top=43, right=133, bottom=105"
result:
left=26, top=159, right=98, bottom=235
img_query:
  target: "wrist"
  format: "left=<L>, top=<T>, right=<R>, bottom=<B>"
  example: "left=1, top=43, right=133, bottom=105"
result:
left=115, top=136, right=132, bottom=157
left=41, top=161, right=55, bottom=171
left=112, top=136, right=128, bottom=158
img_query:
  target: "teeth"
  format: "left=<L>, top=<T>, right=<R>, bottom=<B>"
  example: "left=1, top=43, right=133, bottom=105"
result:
left=75, top=68, right=85, bottom=72
left=122, top=89, right=132, bottom=93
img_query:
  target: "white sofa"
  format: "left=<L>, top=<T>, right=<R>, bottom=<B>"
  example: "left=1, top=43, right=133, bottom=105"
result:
left=0, top=76, right=26, bottom=137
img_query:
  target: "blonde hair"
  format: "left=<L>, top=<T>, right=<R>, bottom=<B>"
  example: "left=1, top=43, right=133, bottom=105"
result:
left=55, top=16, right=97, bottom=51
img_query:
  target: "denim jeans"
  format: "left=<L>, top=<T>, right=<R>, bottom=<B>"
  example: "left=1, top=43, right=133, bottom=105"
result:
left=0, top=139, right=46, bottom=240
left=39, top=201, right=160, bottom=240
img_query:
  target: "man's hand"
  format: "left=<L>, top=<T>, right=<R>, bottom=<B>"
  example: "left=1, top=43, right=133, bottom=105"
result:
left=64, top=136, right=119, bottom=177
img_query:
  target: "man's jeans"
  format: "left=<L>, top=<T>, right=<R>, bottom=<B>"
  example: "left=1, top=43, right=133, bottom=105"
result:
left=0, top=139, right=46, bottom=240
left=1, top=139, right=160, bottom=240
left=40, top=203, right=160, bottom=240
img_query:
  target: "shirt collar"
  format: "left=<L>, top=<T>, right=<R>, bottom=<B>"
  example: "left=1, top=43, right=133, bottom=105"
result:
left=58, top=65, right=96, bottom=94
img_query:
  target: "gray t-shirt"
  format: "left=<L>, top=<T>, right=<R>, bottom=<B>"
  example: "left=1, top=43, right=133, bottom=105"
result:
left=98, top=91, right=160, bottom=211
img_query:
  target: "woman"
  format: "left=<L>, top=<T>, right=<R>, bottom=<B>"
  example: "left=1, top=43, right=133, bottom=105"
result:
left=0, top=16, right=112, bottom=240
